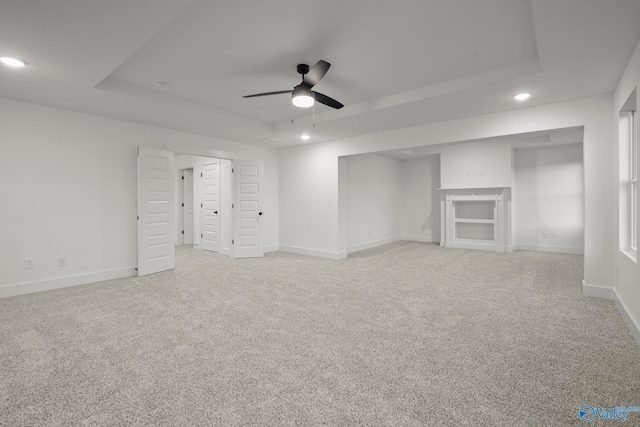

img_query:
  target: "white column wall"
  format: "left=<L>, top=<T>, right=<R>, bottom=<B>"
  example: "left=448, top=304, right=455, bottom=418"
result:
left=613, top=39, right=640, bottom=344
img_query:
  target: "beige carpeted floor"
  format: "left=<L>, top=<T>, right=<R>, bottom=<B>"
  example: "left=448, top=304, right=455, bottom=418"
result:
left=1, top=242, right=639, bottom=426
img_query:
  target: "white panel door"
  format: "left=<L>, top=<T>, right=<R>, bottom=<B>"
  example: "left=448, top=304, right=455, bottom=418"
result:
left=183, top=169, right=194, bottom=245
left=233, top=160, right=264, bottom=258
left=137, top=146, right=175, bottom=276
left=201, top=162, right=220, bottom=252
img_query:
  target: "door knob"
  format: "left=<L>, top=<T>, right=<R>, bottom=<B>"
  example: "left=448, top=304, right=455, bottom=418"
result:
left=214, top=211, right=218, bottom=214
left=258, top=212, right=263, bottom=216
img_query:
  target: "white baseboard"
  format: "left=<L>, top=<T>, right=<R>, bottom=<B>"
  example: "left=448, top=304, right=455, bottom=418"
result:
left=582, top=280, right=615, bottom=300
left=447, top=241, right=502, bottom=252
left=263, top=245, right=279, bottom=254
left=401, top=235, right=441, bottom=243
left=583, top=281, right=640, bottom=347
left=279, top=245, right=347, bottom=260
left=613, top=289, right=640, bottom=347
left=0, top=267, right=137, bottom=299
left=347, top=236, right=402, bottom=254
left=516, top=243, right=584, bottom=255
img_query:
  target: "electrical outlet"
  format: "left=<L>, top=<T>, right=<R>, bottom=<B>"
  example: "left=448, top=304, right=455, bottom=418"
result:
left=284, top=233, right=288, bottom=240
left=24, top=258, right=35, bottom=269
left=541, top=232, right=548, bottom=239
left=58, top=257, right=66, bottom=267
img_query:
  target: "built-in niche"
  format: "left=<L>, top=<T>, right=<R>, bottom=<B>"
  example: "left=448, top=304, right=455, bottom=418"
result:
left=441, top=188, right=512, bottom=252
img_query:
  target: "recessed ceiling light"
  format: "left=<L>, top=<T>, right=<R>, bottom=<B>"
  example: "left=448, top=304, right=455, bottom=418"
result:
left=153, top=80, right=168, bottom=88
left=0, top=55, right=27, bottom=67
left=301, top=134, right=310, bottom=141
left=513, top=92, right=531, bottom=101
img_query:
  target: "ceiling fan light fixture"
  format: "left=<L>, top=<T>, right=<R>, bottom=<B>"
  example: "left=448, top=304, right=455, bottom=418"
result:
left=292, top=86, right=314, bottom=108
left=0, top=55, right=27, bottom=67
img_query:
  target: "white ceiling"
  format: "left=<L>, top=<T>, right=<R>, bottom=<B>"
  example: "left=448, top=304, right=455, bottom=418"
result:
left=1, top=0, right=639, bottom=149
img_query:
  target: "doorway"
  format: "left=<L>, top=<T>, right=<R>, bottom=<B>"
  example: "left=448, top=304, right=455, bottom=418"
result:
left=138, top=146, right=265, bottom=276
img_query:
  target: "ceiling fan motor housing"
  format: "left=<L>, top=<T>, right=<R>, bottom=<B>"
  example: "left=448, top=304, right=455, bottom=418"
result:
left=297, top=63, right=310, bottom=77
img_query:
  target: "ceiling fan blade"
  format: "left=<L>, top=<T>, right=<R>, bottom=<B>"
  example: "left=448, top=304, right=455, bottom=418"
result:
left=303, top=60, right=331, bottom=87
left=313, top=91, right=344, bottom=109
left=243, top=90, right=292, bottom=98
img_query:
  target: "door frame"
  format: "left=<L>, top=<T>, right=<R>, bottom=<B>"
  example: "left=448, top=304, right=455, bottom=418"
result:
left=167, top=143, right=264, bottom=258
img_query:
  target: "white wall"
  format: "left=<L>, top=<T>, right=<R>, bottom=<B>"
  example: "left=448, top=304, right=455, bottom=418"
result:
left=514, top=143, right=584, bottom=254
left=401, top=156, right=441, bottom=242
left=0, top=98, right=278, bottom=297
left=613, top=39, right=640, bottom=344
left=279, top=94, right=614, bottom=290
left=279, top=143, right=343, bottom=258
left=345, top=154, right=403, bottom=252
left=440, top=140, right=512, bottom=189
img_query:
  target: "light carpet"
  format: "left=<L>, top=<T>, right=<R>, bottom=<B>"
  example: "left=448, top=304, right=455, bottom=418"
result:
left=1, top=242, right=639, bottom=426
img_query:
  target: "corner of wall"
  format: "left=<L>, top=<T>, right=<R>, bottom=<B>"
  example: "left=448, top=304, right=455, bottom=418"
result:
left=582, top=280, right=615, bottom=300
left=583, top=281, right=640, bottom=347
left=614, top=289, right=640, bottom=347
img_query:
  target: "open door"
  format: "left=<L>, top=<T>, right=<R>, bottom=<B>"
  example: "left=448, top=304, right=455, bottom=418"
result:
left=233, top=160, right=264, bottom=258
left=183, top=169, right=194, bottom=245
left=201, top=161, right=221, bottom=252
left=137, top=146, right=176, bottom=276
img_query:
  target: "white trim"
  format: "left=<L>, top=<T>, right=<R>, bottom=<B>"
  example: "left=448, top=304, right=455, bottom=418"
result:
left=613, top=288, right=640, bottom=347
left=402, top=235, right=441, bottom=243
left=0, top=267, right=137, bottom=298
left=263, top=245, right=279, bottom=254
left=582, top=280, right=615, bottom=300
left=347, top=236, right=402, bottom=254
left=447, top=240, right=500, bottom=252
left=516, top=243, right=584, bottom=255
left=218, top=247, right=232, bottom=257
left=279, top=245, right=347, bottom=260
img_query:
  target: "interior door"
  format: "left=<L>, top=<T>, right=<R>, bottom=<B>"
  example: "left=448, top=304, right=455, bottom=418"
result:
left=201, top=161, right=220, bottom=252
left=233, top=160, right=264, bottom=258
left=183, top=169, right=194, bottom=245
left=137, top=146, right=175, bottom=276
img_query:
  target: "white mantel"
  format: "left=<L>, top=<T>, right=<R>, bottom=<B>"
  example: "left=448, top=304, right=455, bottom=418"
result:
left=440, top=188, right=513, bottom=252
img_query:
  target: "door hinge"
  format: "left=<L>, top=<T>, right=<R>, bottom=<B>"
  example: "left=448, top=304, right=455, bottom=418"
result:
left=201, top=233, right=203, bottom=238
left=232, top=239, right=234, bottom=245
left=137, top=216, right=139, bottom=220
left=201, top=173, right=203, bottom=177
left=182, top=176, right=184, bottom=180
left=232, top=168, right=234, bottom=173
left=201, top=203, right=203, bottom=208
left=181, top=203, right=184, bottom=207
left=232, top=203, right=234, bottom=209
left=182, top=230, right=184, bottom=235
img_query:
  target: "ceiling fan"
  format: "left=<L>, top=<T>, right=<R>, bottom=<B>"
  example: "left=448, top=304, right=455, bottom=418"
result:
left=243, top=60, right=344, bottom=109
